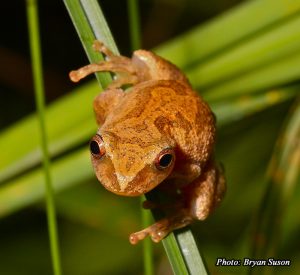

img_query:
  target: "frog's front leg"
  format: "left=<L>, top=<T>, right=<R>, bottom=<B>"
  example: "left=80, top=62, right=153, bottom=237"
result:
left=186, top=160, right=225, bottom=220
left=69, top=40, right=192, bottom=88
left=69, top=41, right=138, bottom=88
left=129, top=160, right=225, bottom=244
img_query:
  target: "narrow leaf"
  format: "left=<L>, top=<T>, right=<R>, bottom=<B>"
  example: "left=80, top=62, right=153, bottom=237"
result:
left=26, top=1, right=61, bottom=273
left=157, top=0, right=300, bottom=68
left=187, top=14, right=300, bottom=90
left=251, top=97, right=300, bottom=264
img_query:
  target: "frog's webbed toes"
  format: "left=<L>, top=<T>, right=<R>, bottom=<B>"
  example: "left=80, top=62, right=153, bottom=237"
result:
left=129, top=229, right=165, bottom=245
left=129, top=219, right=170, bottom=244
left=92, top=40, right=114, bottom=58
left=69, top=62, right=109, bottom=82
left=129, top=230, right=150, bottom=245
left=69, top=66, right=90, bottom=82
left=69, top=41, right=137, bottom=85
left=129, top=212, right=194, bottom=244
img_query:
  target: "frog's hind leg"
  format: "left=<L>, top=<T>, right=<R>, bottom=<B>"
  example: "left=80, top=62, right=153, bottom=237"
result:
left=69, top=41, right=139, bottom=89
left=129, top=209, right=193, bottom=244
left=129, top=160, right=226, bottom=244
left=185, top=160, right=226, bottom=221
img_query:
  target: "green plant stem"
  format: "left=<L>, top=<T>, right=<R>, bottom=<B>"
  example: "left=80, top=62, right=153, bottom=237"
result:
left=26, top=1, right=62, bottom=274
left=146, top=191, right=208, bottom=275
left=141, top=219, right=154, bottom=275
left=128, top=0, right=141, bottom=50
left=63, top=0, right=115, bottom=88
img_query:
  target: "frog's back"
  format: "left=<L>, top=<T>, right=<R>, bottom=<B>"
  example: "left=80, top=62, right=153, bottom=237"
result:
left=102, top=80, right=216, bottom=165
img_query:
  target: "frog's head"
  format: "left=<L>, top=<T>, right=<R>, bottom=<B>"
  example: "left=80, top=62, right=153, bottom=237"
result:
left=89, top=131, right=175, bottom=196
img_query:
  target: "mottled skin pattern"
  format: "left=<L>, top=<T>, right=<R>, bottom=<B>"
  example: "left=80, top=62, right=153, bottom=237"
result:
left=70, top=41, right=226, bottom=244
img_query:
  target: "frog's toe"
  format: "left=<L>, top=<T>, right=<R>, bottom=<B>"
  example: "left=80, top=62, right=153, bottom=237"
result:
left=129, top=230, right=149, bottom=245
left=150, top=228, right=169, bottom=243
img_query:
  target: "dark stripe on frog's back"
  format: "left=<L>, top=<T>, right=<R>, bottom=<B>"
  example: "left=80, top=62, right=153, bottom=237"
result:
left=101, top=80, right=213, bottom=157
left=103, top=80, right=194, bottom=128
left=101, top=82, right=152, bottom=130
left=153, top=89, right=216, bottom=163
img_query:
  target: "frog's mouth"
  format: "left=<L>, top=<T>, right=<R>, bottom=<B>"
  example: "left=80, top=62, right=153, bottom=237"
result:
left=118, top=166, right=165, bottom=196
left=92, top=157, right=173, bottom=196
left=104, top=165, right=167, bottom=197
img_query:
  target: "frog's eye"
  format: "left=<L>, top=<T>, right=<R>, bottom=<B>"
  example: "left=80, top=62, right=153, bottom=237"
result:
left=155, top=148, right=175, bottom=170
left=90, top=134, right=106, bottom=159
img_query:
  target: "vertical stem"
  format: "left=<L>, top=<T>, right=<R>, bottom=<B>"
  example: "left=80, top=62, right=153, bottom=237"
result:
left=128, top=1, right=153, bottom=274
left=26, top=1, right=62, bottom=274
left=128, top=0, right=141, bottom=49
left=142, top=225, right=154, bottom=275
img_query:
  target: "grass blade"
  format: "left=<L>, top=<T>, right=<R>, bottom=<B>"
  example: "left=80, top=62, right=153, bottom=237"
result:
left=211, top=85, right=300, bottom=126
left=26, top=0, right=61, bottom=274
left=163, top=230, right=208, bottom=275
left=187, top=14, right=300, bottom=90
left=0, top=81, right=98, bottom=183
left=202, top=51, right=300, bottom=101
left=147, top=190, right=208, bottom=274
left=128, top=0, right=141, bottom=50
left=162, top=234, right=190, bottom=275
left=251, top=97, right=300, bottom=266
left=0, top=149, right=91, bottom=218
left=156, top=0, right=300, bottom=68
left=63, top=0, right=114, bottom=87
left=175, top=230, right=208, bottom=274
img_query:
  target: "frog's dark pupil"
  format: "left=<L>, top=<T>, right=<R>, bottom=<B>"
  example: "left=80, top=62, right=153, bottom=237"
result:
left=90, top=140, right=100, bottom=155
left=159, top=154, right=172, bottom=167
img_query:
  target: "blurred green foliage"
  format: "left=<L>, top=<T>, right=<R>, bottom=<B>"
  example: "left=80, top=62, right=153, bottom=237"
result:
left=0, top=0, right=299, bottom=274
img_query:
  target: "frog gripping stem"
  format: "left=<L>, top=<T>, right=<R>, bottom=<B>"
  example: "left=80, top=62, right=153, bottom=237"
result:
left=129, top=210, right=194, bottom=245
left=69, top=40, right=226, bottom=244
left=69, top=40, right=138, bottom=87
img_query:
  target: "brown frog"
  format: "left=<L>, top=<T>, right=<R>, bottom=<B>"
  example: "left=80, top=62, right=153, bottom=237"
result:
left=70, top=41, right=226, bottom=244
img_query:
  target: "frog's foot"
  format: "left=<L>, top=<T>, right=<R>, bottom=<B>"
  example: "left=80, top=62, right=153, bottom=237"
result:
left=69, top=40, right=138, bottom=88
left=92, top=40, right=114, bottom=58
left=129, top=210, right=193, bottom=244
left=69, top=59, right=138, bottom=86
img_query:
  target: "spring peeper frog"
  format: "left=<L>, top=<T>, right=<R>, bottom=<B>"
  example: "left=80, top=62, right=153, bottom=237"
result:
left=69, top=41, right=226, bottom=244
